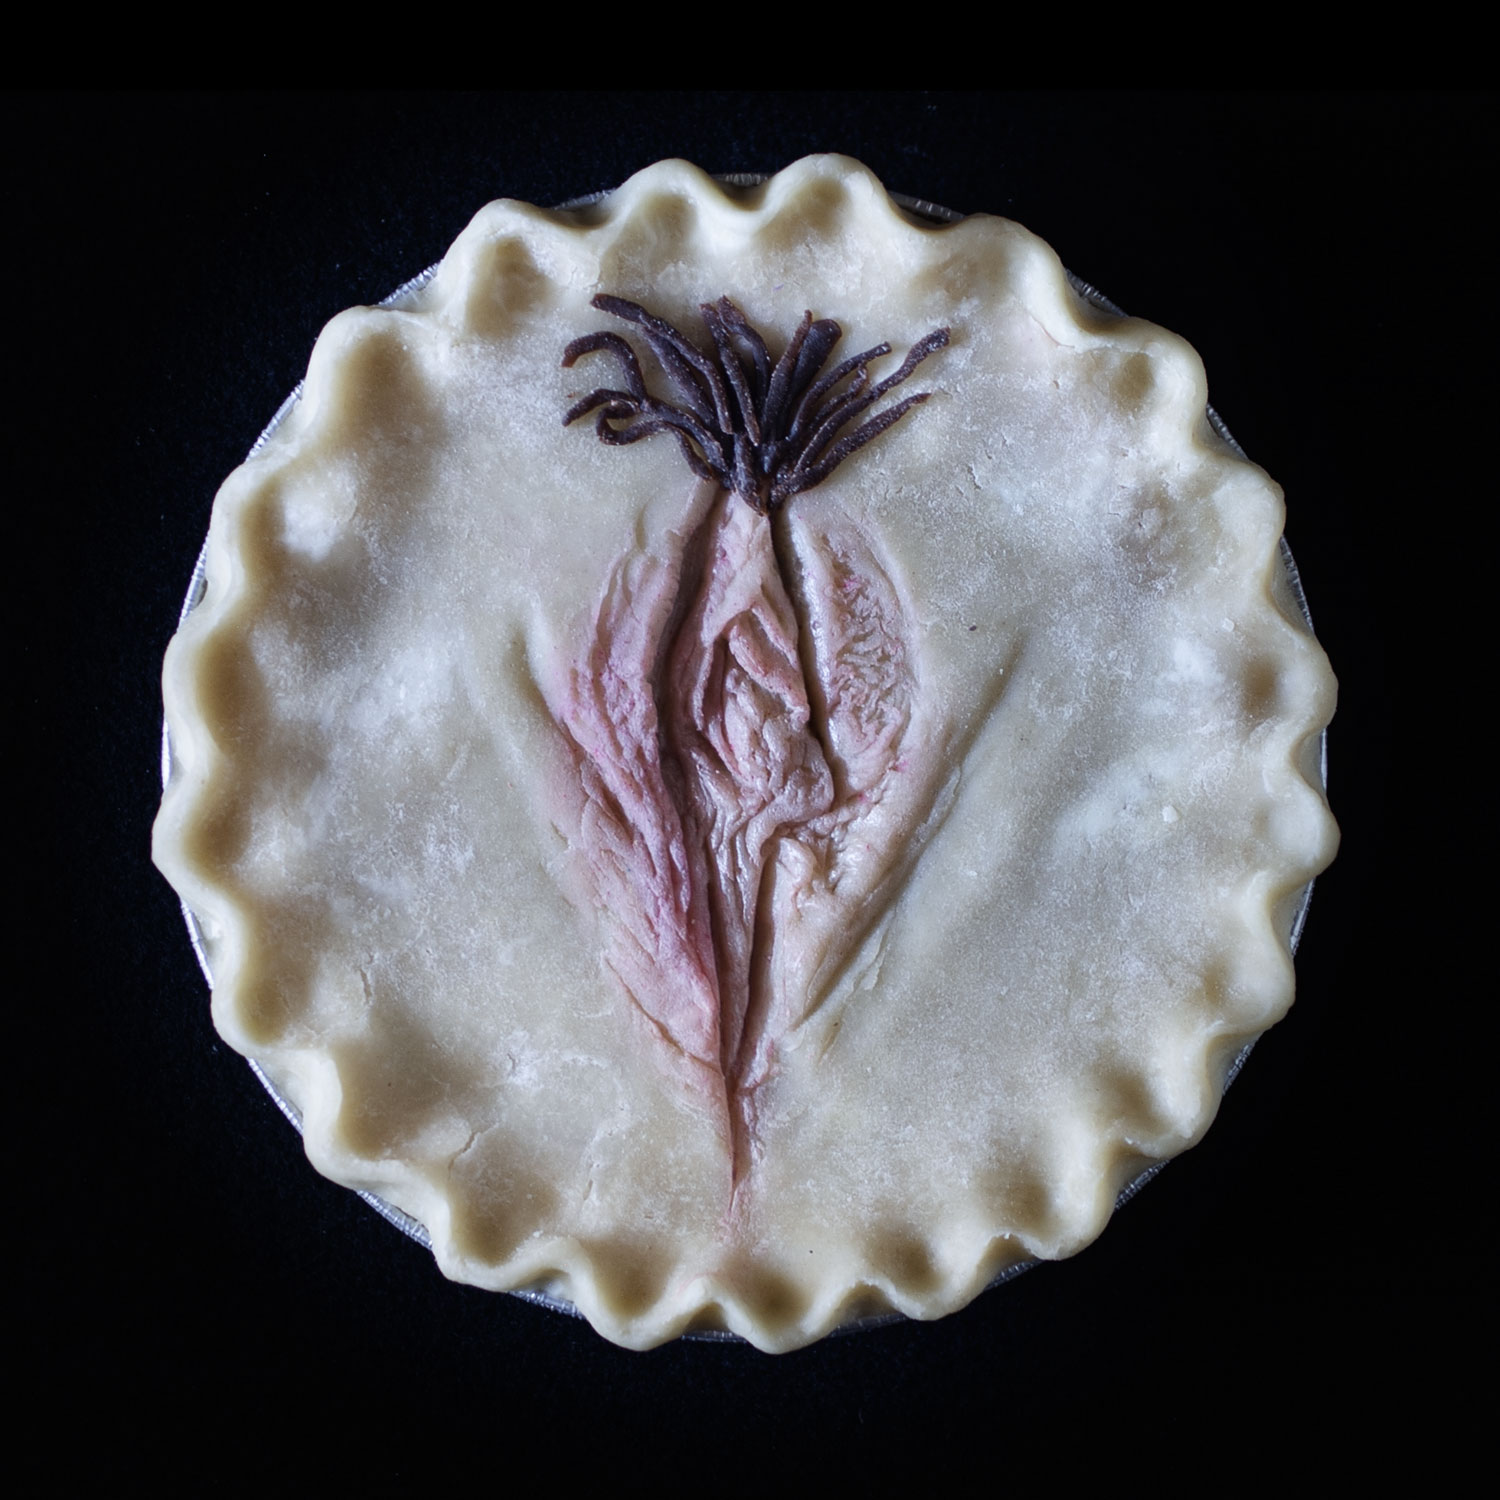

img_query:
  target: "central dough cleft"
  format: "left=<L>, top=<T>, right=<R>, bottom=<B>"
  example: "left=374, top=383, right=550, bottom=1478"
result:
left=553, top=492, right=928, bottom=1178
left=661, top=496, right=834, bottom=1089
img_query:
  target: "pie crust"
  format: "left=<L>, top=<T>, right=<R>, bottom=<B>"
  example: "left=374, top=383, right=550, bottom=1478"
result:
left=153, top=155, right=1338, bottom=1351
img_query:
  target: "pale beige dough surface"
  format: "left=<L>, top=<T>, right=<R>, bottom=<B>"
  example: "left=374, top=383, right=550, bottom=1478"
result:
left=154, top=155, right=1338, bottom=1351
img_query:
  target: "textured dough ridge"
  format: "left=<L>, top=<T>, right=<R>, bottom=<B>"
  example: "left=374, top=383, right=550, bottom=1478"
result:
left=154, top=155, right=1338, bottom=1351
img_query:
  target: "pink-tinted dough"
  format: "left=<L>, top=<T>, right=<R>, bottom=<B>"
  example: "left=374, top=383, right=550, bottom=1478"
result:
left=551, top=484, right=942, bottom=1176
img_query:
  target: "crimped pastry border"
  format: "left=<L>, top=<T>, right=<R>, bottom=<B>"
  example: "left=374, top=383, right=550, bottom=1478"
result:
left=154, top=156, right=1339, bottom=1351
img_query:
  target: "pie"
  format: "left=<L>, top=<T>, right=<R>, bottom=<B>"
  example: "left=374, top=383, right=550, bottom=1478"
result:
left=153, top=155, right=1339, bottom=1351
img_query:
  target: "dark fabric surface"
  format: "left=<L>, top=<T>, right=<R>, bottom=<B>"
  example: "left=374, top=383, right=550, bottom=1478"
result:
left=17, top=91, right=1478, bottom=1475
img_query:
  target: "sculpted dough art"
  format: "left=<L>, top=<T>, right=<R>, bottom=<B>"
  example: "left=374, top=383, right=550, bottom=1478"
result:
left=555, top=293, right=949, bottom=1180
left=154, top=157, right=1338, bottom=1351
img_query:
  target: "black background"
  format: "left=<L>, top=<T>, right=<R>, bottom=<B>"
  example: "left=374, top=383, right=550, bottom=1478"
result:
left=19, top=92, right=1479, bottom=1474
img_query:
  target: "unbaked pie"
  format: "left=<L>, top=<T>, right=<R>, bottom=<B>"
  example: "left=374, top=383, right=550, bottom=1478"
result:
left=154, top=156, right=1338, bottom=1351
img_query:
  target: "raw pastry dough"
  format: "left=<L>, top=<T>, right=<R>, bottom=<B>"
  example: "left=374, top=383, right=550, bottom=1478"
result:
left=154, top=156, right=1338, bottom=1351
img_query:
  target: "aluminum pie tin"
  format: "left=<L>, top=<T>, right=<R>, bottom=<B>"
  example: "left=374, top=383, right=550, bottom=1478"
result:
left=161, top=178, right=1326, bottom=1341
